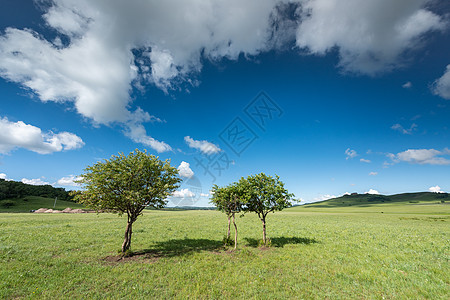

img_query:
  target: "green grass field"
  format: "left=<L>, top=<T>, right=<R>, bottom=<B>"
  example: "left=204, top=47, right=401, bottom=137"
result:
left=1, top=200, right=449, bottom=299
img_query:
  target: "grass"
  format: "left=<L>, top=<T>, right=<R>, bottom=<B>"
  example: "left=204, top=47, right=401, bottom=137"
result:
left=0, top=204, right=449, bottom=299
left=0, top=196, right=83, bottom=213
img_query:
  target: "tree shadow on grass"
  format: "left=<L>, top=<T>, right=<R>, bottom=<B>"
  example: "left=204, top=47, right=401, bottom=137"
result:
left=244, top=236, right=319, bottom=248
left=109, top=238, right=224, bottom=262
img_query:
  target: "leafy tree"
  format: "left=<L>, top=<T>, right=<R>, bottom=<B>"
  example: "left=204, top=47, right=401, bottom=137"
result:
left=73, top=149, right=181, bottom=253
left=239, top=173, right=294, bottom=245
left=210, top=183, right=244, bottom=249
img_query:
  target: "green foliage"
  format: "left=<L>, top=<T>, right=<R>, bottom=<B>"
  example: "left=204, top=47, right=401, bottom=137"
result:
left=239, top=173, right=294, bottom=216
left=210, top=183, right=245, bottom=215
left=72, top=149, right=181, bottom=252
left=0, top=178, right=72, bottom=201
left=73, top=149, right=181, bottom=215
left=0, top=199, right=15, bottom=208
left=222, top=235, right=233, bottom=246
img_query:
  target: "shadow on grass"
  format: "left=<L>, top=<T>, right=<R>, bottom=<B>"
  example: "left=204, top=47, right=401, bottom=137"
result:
left=244, top=236, right=318, bottom=248
left=126, top=238, right=224, bottom=259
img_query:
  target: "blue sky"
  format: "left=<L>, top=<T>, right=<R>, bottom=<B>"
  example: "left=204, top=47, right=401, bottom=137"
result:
left=0, top=0, right=450, bottom=206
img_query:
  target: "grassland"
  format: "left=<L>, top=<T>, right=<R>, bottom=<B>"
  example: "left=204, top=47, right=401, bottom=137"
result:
left=0, top=200, right=448, bottom=299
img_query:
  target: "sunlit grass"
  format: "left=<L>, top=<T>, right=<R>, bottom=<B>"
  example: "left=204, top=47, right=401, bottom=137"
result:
left=0, top=206, right=448, bottom=299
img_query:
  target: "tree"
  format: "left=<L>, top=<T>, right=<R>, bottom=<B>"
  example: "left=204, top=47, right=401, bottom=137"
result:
left=73, top=149, right=181, bottom=253
left=239, top=173, right=294, bottom=246
left=210, top=183, right=244, bottom=249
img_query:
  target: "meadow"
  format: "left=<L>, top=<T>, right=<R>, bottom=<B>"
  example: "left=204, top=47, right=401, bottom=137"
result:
left=0, top=202, right=448, bottom=299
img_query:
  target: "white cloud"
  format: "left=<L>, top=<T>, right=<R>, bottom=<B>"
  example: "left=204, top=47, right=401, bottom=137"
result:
left=177, top=161, right=194, bottom=178
left=56, top=175, right=81, bottom=186
left=184, top=136, right=221, bottom=155
left=391, top=123, right=417, bottom=134
left=200, top=193, right=209, bottom=197
left=366, top=189, right=380, bottom=195
left=21, top=178, right=50, bottom=186
left=429, top=185, right=445, bottom=193
left=345, top=148, right=357, bottom=160
left=360, top=158, right=371, bottom=163
left=172, top=188, right=196, bottom=198
left=393, top=149, right=450, bottom=165
left=432, top=64, right=450, bottom=100
left=369, top=172, right=378, bottom=176
left=296, top=0, right=446, bottom=75
left=402, top=81, right=412, bottom=88
left=0, top=117, right=84, bottom=154
left=0, top=0, right=444, bottom=152
left=0, top=173, right=10, bottom=180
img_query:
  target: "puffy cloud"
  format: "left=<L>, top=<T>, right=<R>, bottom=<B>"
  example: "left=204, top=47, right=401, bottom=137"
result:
left=360, top=158, right=371, bottom=163
left=0, top=173, right=10, bottom=180
left=345, top=148, right=357, bottom=159
left=391, top=123, right=417, bottom=134
left=0, top=0, right=445, bottom=152
left=200, top=193, right=209, bottom=197
left=184, top=136, right=221, bottom=155
left=366, top=189, right=380, bottom=195
left=56, top=175, right=81, bottom=186
left=21, top=178, right=50, bottom=186
left=432, top=64, right=450, bottom=100
left=393, top=149, right=450, bottom=165
left=172, top=188, right=196, bottom=198
left=296, top=0, right=446, bottom=75
left=0, top=117, right=84, bottom=154
left=429, top=185, right=445, bottom=193
left=369, top=172, right=378, bottom=176
left=177, top=161, right=194, bottom=178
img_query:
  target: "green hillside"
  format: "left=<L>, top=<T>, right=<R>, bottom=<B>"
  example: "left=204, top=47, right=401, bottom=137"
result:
left=0, top=196, right=84, bottom=213
left=289, top=192, right=449, bottom=214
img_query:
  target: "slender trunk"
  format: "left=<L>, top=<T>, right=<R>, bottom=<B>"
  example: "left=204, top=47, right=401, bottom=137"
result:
left=122, top=221, right=133, bottom=253
left=261, top=217, right=267, bottom=245
left=227, top=215, right=231, bottom=239
left=232, top=213, right=238, bottom=249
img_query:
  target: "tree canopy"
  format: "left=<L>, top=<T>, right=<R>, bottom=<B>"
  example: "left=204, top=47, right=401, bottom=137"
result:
left=73, top=149, right=181, bottom=252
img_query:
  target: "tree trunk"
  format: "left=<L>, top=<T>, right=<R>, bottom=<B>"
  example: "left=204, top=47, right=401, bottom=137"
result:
left=227, top=215, right=231, bottom=239
left=261, top=217, right=267, bottom=246
left=122, top=221, right=133, bottom=253
left=232, top=213, right=238, bottom=249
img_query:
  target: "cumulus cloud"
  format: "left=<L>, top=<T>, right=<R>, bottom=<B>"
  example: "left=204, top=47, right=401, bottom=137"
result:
left=0, top=0, right=445, bottom=151
left=296, top=0, right=446, bottom=75
left=0, top=173, right=10, bottom=180
left=177, top=161, right=194, bottom=178
left=366, top=189, right=380, bottom=195
left=314, top=194, right=337, bottom=201
left=391, top=148, right=450, bottom=165
left=360, top=158, right=371, bottom=163
left=21, top=178, right=50, bottom=186
left=369, top=172, right=378, bottom=176
left=432, top=64, right=450, bottom=100
left=429, top=185, right=445, bottom=193
left=391, top=123, right=417, bottom=134
left=172, top=188, right=196, bottom=198
left=345, top=148, right=357, bottom=160
left=56, top=175, right=81, bottom=186
left=200, top=193, right=209, bottom=197
left=184, top=136, right=221, bottom=155
left=0, top=117, right=84, bottom=154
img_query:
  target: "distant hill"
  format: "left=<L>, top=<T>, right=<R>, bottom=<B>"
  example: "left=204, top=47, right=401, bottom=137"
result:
left=0, top=179, right=73, bottom=201
left=0, top=196, right=84, bottom=213
left=302, top=192, right=448, bottom=208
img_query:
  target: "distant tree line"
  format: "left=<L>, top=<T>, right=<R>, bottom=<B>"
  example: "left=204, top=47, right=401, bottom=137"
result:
left=0, top=179, right=73, bottom=201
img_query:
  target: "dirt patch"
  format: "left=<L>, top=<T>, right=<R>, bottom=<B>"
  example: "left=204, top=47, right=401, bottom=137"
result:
left=33, top=207, right=96, bottom=213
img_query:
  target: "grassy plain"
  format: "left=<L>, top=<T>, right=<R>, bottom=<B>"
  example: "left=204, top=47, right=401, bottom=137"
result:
left=0, top=201, right=448, bottom=299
